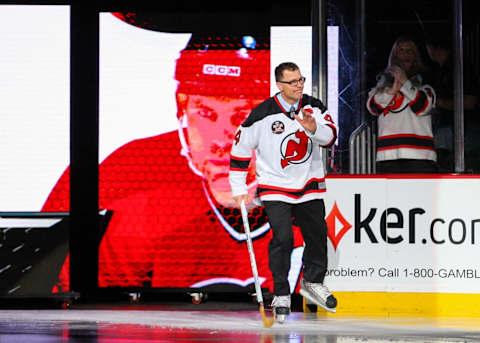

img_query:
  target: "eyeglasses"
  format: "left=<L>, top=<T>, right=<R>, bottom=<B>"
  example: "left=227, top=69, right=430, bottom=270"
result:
left=277, top=76, right=306, bottom=87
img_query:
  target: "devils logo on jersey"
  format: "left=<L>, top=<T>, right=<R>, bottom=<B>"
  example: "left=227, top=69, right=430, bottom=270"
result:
left=280, top=130, right=312, bottom=168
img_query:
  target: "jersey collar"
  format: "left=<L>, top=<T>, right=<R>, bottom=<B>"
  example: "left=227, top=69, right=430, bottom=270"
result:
left=274, top=92, right=303, bottom=119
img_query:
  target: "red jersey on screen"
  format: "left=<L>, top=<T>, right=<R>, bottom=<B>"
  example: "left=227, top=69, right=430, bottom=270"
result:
left=42, top=131, right=305, bottom=292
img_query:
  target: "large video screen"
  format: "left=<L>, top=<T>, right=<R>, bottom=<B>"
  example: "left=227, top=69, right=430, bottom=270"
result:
left=45, top=12, right=338, bottom=293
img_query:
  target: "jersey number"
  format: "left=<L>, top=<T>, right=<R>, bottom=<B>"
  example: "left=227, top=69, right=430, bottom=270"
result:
left=234, top=130, right=241, bottom=145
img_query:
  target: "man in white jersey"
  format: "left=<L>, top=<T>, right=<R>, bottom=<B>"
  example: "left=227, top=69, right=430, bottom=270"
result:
left=229, top=62, right=338, bottom=321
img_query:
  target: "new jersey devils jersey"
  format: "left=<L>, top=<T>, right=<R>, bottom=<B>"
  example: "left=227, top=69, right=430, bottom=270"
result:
left=230, top=94, right=337, bottom=204
left=367, top=79, right=437, bottom=162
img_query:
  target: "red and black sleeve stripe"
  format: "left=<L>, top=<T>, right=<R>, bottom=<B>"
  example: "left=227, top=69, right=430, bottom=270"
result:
left=323, top=124, right=337, bottom=147
left=408, top=90, right=429, bottom=115
left=230, top=155, right=251, bottom=171
left=368, top=96, right=386, bottom=115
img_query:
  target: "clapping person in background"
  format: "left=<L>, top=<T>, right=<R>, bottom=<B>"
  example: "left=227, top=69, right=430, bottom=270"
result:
left=367, top=36, right=437, bottom=173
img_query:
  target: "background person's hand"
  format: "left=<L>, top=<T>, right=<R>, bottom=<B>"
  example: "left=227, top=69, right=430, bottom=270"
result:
left=386, top=77, right=402, bottom=95
left=388, top=65, right=407, bottom=85
left=385, top=65, right=406, bottom=95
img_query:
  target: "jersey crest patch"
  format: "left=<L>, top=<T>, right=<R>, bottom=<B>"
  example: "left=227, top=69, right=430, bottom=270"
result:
left=271, top=121, right=285, bottom=134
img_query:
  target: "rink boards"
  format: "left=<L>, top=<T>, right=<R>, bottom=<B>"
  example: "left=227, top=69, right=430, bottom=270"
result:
left=317, top=174, right=480, bottom=317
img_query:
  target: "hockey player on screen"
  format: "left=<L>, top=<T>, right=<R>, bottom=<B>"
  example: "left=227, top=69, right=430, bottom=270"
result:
left=42, top=14, right=312, bottom=298
left=230, top=62, right=338, bottom=321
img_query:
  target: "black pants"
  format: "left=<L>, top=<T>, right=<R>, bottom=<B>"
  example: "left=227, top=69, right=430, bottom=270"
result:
left=263, top=199, right=328, bottom=296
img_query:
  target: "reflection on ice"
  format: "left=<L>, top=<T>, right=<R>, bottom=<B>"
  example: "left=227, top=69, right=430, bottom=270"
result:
left=0, top=308, right=479, bottom=342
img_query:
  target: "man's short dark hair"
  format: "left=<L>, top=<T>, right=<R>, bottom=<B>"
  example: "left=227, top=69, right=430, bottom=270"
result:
left=275, top=62, right=299, bottom=82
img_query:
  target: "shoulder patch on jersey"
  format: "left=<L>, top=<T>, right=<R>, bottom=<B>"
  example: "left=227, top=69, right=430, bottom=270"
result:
left=271, top=120, right=285, bottom=134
